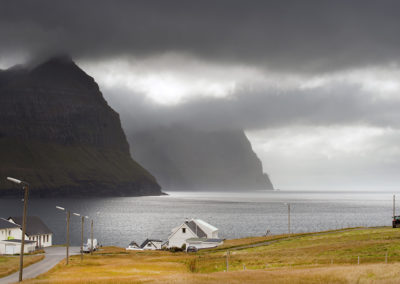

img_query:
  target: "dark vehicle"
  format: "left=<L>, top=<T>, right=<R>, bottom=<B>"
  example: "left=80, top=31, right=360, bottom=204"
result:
left=393, top=216, right=400, bottom=228
left=187, top=246, right=198, bottom=253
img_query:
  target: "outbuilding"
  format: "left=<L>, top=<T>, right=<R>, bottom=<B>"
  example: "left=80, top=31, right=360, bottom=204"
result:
left=0, top=239, right=36, bottom=254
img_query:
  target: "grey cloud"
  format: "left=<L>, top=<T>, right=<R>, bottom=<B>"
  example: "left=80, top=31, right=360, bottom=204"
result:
left=103, top=82, right=400, bottom=134
left=1, top=0, right=400, bottom=73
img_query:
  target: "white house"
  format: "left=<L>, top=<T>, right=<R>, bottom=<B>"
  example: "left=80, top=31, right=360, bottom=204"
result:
left=0, top=218, right=36, bottom=254
left=140, top=239, right=163, bottom=250
left=167, top=219, right=223, bottom=249
left=126, top=241, right=142, bottom=251
left=8, top=216, right=53, bottom=248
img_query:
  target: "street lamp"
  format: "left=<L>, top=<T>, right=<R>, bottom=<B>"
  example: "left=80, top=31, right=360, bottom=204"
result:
left=6, top=177, right=29, bottom=282
left=73, top=213, right=88, bottom=261
left=284, top=202, right=291, bottom=234
left=56, top=206, right=70, bottom=265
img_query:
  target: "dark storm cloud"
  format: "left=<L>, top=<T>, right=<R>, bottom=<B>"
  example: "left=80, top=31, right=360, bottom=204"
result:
left=1, top=0, right=400, bottom=73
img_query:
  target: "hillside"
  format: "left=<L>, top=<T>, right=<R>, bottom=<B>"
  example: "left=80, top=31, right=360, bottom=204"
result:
left=0, top=56, right=161, bottom=197
left=24, top=227, right=400, bottom=283
left=128, top=126, right=273, bottom=191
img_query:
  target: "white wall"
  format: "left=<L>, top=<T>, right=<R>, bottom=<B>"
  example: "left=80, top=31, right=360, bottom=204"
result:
left=0, top=241, right=36, bottom=255
left=28, top=234, right=52, bottom=248
left=0, top=227, right=22, bottom=241
left=193, top=219, right=218, bottom=238
left=168, top=223, right=197, bottom=248
left=142, top=241, right=162, bottom=250
left=186, top=240, right=223, bottom=250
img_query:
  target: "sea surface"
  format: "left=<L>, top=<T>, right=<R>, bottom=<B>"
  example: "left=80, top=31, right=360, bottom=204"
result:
left=0, top=190, right=398, bottom=247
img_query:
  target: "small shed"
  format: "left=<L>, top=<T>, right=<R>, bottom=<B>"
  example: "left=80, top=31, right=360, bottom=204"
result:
left=0, top=239, right=36, bottom=255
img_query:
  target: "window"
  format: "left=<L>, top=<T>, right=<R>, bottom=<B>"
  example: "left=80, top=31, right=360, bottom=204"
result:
left=147, top=243, right=151, bottom=247
left=182, top=228, right=186, bottom=233
left=46, top=235, right=49, bottom=242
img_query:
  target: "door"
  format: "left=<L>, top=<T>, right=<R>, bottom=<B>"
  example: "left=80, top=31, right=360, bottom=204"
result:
left=5, top=245, right=14, bottom=254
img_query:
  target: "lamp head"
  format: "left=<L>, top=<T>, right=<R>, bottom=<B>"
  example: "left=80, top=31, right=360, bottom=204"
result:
left=6, top=177, right=29, bottom=186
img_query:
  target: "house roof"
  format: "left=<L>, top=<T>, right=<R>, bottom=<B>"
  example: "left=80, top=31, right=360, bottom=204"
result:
left=8, top=216, right=53, bottom=236
left=140, top=238, right=163, bottom=248
left=193, top=219, right=218, bottom=232
left=0, top=239, right=36, bottom=244
left=129, top=241, right=140, bottom=247
left=0, top=218, right=20, bottom=229
left=186, top=221, right=207, bottom=238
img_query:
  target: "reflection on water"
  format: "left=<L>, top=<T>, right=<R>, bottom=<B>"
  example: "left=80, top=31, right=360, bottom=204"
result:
left=0, top=190, right=397, bottom=247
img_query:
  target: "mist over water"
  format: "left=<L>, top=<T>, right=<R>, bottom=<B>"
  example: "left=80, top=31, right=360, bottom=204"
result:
left=0, top=190, right=396, bottom=247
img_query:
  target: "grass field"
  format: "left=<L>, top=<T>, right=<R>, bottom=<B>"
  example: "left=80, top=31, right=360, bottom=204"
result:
left=0, top=254, right=44, bottom=278
left=23, top=227, right=400, bottom=283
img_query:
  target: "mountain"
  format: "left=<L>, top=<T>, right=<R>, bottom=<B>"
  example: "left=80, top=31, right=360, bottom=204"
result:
left=128, top=126, right=273, bottom=191
left=0, top=55, right=162, bottom=197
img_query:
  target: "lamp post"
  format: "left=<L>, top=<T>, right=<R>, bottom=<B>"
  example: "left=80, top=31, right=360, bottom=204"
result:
left=73, top=213, right=88, bottom=261
left=6, top=177, right=29, bottom=282
left=56, top=206, right=70, bottom=265
left=284, top=202, right=291, bottom=234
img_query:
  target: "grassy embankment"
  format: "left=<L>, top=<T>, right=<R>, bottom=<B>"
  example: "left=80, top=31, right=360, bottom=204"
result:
left=0, top=254, right=44, bottom=278
left=25, top=227, right=400, bottom=283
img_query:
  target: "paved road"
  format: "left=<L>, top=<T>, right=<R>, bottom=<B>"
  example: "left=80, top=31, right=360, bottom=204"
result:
left=0, top=246, right=80, bottom=284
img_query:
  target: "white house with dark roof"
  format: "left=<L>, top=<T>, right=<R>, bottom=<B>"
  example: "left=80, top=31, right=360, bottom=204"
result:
left=8, top=216, right=53, bottom=248
left=167, top=219, right=223, bottom=249
left=0, top=218, right=36, bottom=254
left=140, top=239, right=163, bottom=250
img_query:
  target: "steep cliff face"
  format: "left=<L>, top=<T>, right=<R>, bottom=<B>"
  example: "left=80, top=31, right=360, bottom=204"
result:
left=0, top=56, right=161, bottom=197
left=129, top=126, right=273, bottom=191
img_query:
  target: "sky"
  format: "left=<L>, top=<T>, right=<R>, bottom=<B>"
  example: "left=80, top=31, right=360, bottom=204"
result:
left=1, top=0, right=400, bottom=190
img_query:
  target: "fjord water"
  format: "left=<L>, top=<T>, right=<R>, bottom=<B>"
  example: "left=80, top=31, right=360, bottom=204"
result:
left=0, top=190, right=396, bottom=247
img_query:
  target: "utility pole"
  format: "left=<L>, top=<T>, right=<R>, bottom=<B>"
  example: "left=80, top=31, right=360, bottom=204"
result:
left=90, top=219, right=93, bottom=255
left=66, top=211, right=70, bottom=264
left=81, top=216, right=84, bottom=261
left=56, top=206, right=71, bottom=265
left=7, top=177, right=29, bottom=282
left=393, top=195, right=396, bottom=217
left=226, top=250, right=229, bottom=272
left=19, top=184, right=29, bottom=282
left=288, top=203, right=291, bottom=234
left=283, top=202, right=291, bottom=234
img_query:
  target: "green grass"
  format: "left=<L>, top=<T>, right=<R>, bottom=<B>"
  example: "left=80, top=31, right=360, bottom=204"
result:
left=24, top=227, right=400, bottom=283
left=193, top=227, right=400, bottom=273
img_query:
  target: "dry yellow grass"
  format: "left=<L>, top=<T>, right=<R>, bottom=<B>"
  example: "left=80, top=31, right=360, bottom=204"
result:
left=0, top=254, right=44, bottom=278
left=20, top=227, right=400, bottom=283
left=23, top=262, right=400, bottom=284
